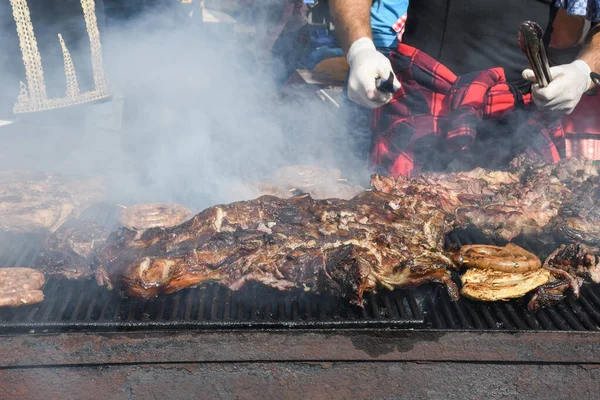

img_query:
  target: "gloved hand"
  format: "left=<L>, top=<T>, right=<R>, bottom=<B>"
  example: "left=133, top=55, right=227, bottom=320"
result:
left=346, top=37, right=401, bottom=109
left=522, top=60, right=592, bottom=115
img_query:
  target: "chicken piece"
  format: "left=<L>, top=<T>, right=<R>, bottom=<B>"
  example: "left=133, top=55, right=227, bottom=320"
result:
left=461, top=268, right=551, bottom=302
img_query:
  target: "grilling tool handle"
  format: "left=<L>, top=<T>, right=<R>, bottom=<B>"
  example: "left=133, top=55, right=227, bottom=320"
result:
left=591, top=72, right=600, bottom=87
left=375, top=71, right=398, bottom=94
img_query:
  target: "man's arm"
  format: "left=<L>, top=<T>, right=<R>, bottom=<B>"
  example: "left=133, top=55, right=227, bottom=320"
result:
left=328, top=0, right=401, bottom=109
left=579, top=23, right=600, bottom=81
left=329, top=0, right=372, bottom=54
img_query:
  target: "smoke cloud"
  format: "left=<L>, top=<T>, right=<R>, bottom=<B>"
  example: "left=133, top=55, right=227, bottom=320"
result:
left=0, top=1, right=367, bottom=212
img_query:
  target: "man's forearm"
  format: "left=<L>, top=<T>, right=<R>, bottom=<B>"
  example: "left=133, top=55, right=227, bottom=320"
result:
left=329, top=0, right=372, bottom=54
left=579, top=23, right=600, bottom=79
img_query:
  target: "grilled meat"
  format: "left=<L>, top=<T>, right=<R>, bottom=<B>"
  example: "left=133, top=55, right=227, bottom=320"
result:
left=372, top=156, right=598, bottom=242
left=244, top=183, right=295, bottom=199
left=456, top=244, right=549, bottom=302
left=0, top=268, right=45, bottom=307
left=118, top=203, right=193, bottom=230
left=33, top=220, right=108, bottom=279
left=0, top=170, right=104, bottom=233
left=269, top=165, right=365, bottom=200
left=544, top=176, right=600, bottom=246
left=272, top=165, right=342, bottom=191
left=461, top=268, right=551, bottom=302
left=527, top=243, right=600, bottom=311
left=460, top=244, right=541, bottom=273
left=94, top=191, right=459, bottom=304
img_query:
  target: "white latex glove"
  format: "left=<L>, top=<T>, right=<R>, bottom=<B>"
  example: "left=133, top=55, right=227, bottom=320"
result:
left=346, top=37, right=401, bottom=109
left=522, top=60, right=592, bottom=115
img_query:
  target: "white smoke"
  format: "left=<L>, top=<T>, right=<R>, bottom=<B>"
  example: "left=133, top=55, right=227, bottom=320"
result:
left=0, top=1, right=368, bottom=212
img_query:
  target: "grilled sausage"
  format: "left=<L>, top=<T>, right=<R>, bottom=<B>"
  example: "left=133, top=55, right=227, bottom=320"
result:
left=0, top=268, right=46, bottom=307
left=460, top=243, right=541, bottom=272
left=118, top=203, right=193, bottom=230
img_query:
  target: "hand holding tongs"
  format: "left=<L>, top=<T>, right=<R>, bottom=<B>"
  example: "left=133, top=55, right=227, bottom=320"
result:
left=518, top=21, right=553, bottom=88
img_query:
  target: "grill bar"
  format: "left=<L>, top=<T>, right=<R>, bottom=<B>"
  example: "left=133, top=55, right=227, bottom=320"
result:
left=0, top=279, right=425, bottom=333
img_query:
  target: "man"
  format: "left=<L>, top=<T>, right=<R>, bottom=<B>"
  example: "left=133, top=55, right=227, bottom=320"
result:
left=525, top=1, right=600, bottom=115
left=330, top=0, right=563, bottom=176
left=330, top=0, right=555, bottom=110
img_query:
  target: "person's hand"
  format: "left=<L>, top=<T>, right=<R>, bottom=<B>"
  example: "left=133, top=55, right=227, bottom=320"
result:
left=346, top=38, right=401, bottom=109
left=522, top=60, right=592, bottom=115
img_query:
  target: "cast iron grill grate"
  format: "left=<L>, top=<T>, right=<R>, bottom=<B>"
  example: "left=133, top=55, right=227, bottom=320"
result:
left=425, top=228, right=600, bottom=331
left=0, top=279, right=425, bottom=333
left=1, top=203, right=600, bottom=333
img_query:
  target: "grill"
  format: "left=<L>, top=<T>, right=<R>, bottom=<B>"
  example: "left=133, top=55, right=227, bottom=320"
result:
left=0, top=203, right=425, bottom=333
left=1, top=203, right=600, bottom=334
left=2, top=208, right=600, bottom=399
left=0, top=280, right=424, bottom=333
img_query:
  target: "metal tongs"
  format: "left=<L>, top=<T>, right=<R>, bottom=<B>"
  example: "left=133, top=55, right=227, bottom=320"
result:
left=518, top=21, right=553, bottom=88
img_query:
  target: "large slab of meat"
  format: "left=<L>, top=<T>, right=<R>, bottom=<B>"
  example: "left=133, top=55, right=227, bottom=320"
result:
left=371, top=156, right=600, bottom=242
left=94, top=191, right=460, bottom=304
left=0, top=170, right=105, bottom=233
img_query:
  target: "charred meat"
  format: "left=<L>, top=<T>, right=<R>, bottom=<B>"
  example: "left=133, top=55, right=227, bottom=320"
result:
left=544, top=176, right=600, bottom=246
left=32, top=220, right=108, bottom=279
left=94, top=191, right=459, bottom=305
left=527, top=243, right=600, bottom=311
left=372, top=157, right=598, bottom=242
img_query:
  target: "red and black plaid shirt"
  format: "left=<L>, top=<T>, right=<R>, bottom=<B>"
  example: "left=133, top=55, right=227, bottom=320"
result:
left=370, top=44, right=565, bottom=177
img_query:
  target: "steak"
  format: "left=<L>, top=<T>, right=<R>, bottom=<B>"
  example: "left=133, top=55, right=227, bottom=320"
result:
left=0, top=170, right=104, bottom=234
left=32, top=220, right=108, bottom=279
left=94, top=191, right=460, bottom=304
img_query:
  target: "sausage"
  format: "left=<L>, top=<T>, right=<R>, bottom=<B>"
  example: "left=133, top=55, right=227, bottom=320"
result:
left=0, top=268, right=46, bottom=307
left=460, top=243, right=541, bottom=273
left=118, top=203, right=193, bottom=230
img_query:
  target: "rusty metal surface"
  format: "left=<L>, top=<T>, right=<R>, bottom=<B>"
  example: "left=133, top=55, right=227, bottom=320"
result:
left=1, top=330, right=600, bottom=367
left=1, top=361, right=599, bottom=400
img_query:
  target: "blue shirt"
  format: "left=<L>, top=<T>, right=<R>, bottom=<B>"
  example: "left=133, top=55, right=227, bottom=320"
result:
left=371, top=0, right=409, bottom=48
left=556, top=0, right=600, bottom=22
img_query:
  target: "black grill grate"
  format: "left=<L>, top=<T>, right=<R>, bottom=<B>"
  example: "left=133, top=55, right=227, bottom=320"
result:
left=427, top=228, right=600, bottom=331
left=0, top=279, right=425, bottom=333
left=1, top=204, right=600, bottom=333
